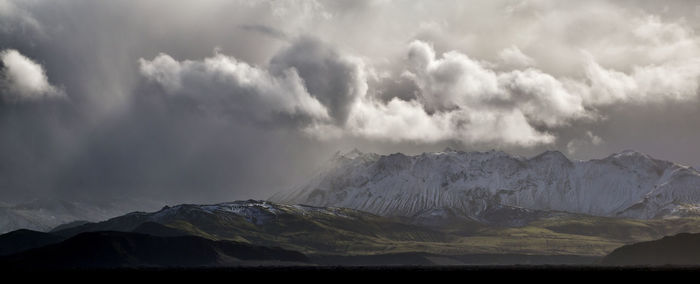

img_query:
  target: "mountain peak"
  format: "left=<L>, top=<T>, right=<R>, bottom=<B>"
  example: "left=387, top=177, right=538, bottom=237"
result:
left=331, top=148, right=366, bottom=161
left=618, top=149, right=643, bottom=155
left=442, top=146, right=458, bottom=153
left=480, top=149, right=513, bottom=159
left=532, top=150, right=569, bottom=162
left=345, top=148, right=364, bottom=159
left=606, top=149, right=652, bottom=161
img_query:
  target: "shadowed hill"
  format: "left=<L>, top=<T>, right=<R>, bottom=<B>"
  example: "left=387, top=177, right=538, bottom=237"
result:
left=0, top=229, right=65, bottom=256
left=601, top=233, right=700, bottom=266
left=0, top=231, right=309, bottom=269
left=46, top=200, right=700, bottom=257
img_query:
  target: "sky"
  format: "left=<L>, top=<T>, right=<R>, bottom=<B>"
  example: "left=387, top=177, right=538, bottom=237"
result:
left=1, top=0, right=700, bottom=205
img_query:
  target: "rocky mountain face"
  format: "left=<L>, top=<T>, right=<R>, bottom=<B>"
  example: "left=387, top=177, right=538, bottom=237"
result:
left=271, top=149, right=700, bottom=220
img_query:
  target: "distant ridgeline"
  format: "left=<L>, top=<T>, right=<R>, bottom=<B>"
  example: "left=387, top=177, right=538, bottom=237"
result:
left=272, top=149, right=700, bottom=220
left=2, top=199, right=700, bottom=267
left=3, top=149, right=700, bottom=267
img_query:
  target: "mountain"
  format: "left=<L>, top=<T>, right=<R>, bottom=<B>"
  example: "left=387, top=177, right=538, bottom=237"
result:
left=0, top=198, right=162, bottom=234
left=271, top=149, right=700, bottom=220
left=0, top=229, right=65, bottom=256
left=601, top=232, right=700, bottom=266
left=131, top=221, right=191, bottom=237
left=0, top=231, right=309, bottom=269
left=0, top=218, right=607, bottom=267
left=47, top=199, right=700, bottom=258
left=0, top=223, right=188, bottom=257
left=52, top=200, right=451, bottom=255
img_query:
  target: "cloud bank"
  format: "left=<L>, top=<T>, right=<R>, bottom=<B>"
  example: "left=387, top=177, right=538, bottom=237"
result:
left=2, top=0, right=700, bottom=204
left=138, top=36, right=700, bottom=148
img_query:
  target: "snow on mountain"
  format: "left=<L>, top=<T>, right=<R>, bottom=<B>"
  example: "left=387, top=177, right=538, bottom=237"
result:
left=144, top=200, right=358, bottom=226
left=270, top=149, right=700, bottom=219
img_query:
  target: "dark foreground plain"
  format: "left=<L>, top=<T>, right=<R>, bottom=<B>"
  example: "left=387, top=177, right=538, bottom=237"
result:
left=3, top=266, right=700, bottom=283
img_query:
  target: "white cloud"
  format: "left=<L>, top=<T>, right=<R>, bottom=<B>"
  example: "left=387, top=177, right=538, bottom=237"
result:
left=498, top=45, right=536, bottom=68
left=406, top=40, right=589, bottom=128
left=132, top=0, right=700, bottom=149
left=139, top=33, right=700, bottom=148
left=138, top=42, right=560, bottom=147
left=342, top=97, right=555, bottom=146
left=139, top=51, right=331, bottom=124
left=583, top=53, right=700, bottom=105
left=567, top=131, right=603, bottom=155
left=298, top=40, right=563, bottom=147
left=350, top=40, right=584, bottom=146
left=338, top=38, right=700, bottom=147
left=497, top=69, right=587, bottom=127
left=407, top=40, right=501, bottom=113
left=0, top=49, right=62, bottom=101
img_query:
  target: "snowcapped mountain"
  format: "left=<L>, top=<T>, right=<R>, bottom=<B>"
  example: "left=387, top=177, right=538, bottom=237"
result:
left=270, top=148, right=700, bottom=220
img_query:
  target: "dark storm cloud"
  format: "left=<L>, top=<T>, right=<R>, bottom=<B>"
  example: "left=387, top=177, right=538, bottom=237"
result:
left=1, top=0, right=700, bottom=207
left=371, top=75, right=420, bottom=103
left=270, top=37, right=365, bottom=124
left=0, top=0, right=336, bottom=204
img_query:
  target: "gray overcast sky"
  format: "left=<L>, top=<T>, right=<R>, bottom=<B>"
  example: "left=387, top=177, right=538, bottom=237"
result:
left=1, top=0, right=699, bottom=205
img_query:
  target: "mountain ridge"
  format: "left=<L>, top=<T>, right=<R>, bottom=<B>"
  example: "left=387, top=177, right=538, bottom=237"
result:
left=40, top=199, right=700, bottom=258
left=271, top=149, right=700, bottom=219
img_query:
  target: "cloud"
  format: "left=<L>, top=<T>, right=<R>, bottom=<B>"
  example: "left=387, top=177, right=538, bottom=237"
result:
left=240, top=24, right=289, bottom=41
left=0, top=49, right=62, bottom=101
left=136, top=36, right=700, bottom=149
left=139, top=50, right=331, bottom=126
left=139, top=38, right=574, bottom=147
left=583, top=54, right=700, bottom=105
left=4, top=0, right=700, bottom=206
left=498, top=45, right=536, bottom=68
left=0, top=0, right=42, bottom=36
left=566, top=131, right=603, bottom=155
left=330, top=37, right=700, bottom=148
left=342, top=40, right=585, bottom=146
left=269, top=37, right=367, bottom=124
left=406, top=40, right=501, bottom=113
left=342, top=97, right=555, bottom=147
left=405, top=40, right=589, bottom=128
left=356, top=38, right=700, bottom=147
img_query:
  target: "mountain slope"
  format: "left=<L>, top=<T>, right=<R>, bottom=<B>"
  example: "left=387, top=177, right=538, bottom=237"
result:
left=271, top=149, right=700, bottom=219
left=47, top=199, right=700, bottom=257
left=0, top=223, right=187, bottom=257
left=52, top=200, right=453, bottom=255
left=0, top=229, right=65, bottom=256
left=0, top=231, right=309, bottom=269
left=0, top=198, right=161, bottom=234
left=601, top=232, right=700, bottom=266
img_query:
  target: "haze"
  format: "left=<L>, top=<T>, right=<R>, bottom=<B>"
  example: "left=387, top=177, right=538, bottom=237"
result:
left=1, top=0, right=700, bottom=207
